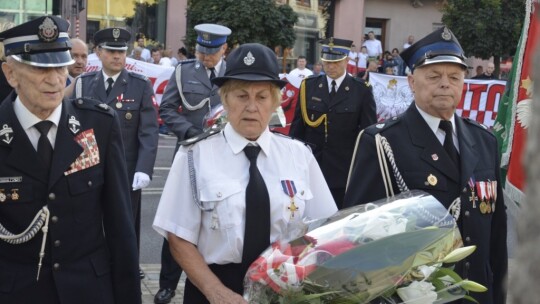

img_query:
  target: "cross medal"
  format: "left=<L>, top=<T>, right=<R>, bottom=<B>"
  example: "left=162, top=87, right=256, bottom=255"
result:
left=281, top=180, right=299, bottom=219
left=468, top=177, right=477, bottom=208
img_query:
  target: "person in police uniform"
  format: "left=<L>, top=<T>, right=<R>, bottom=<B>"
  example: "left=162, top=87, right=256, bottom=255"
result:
left=70, top=27, right=159, bottom=279
left=0, top=16, right=140, bottom=303
left=154, top=23, right=231, bottom=304
left=289, top=38, right=377, bottom=209
left=344, top=27, right=507, bottom=304
left=153, top=43, right=337, bottom=304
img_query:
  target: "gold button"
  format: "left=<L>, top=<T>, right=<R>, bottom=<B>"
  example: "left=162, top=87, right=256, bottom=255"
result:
left=51, top=216, right=58, bottom=223
left=48, top=193, right=56, bottom=200
left=54, top=240, right=61, bottom=247
left=53, top=263, right=60, bottom=270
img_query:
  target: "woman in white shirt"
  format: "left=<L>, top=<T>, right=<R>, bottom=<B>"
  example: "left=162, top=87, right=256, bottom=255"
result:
left=153, top=43, right=337, bottom=304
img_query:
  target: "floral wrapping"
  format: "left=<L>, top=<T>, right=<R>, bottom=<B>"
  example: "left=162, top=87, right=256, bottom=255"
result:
left=243, top=190, right=485, bottom=304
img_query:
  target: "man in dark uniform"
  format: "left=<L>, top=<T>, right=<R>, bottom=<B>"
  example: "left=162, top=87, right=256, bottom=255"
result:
left=344, top=27, right=507, bottom=304
left=71, top=27, right=159, bottom=279
left=156, top=23, right=231, bottom=304
left=0, top=16, right=140, bottom=303
left=290, top=37, right=377, bottom=209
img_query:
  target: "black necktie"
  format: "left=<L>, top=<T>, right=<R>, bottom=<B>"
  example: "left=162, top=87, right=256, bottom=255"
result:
left=35, top=121, right=54, bottom=176
left=209, top=68, right=216, bottom=80
left=439, top=120, right=459, bottom=165
left=242, top=145, right=270, bottom=271
left=105, top=77, right=114, bottom=96
left=330, top=80, right=337, bottom=98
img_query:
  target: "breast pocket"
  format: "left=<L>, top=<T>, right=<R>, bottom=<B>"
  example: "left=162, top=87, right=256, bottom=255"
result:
left=199, top=181, right=244, bottom=229
left=402, top=171, right=448, bottom=192
left=0, top=182, right=33, bottom=204
left=116, top=102, right=141, bottom=127
left=332, top=104, right=359, bottom=130
left=276, top=179, right=312, bottom=224
left=183, top=82, right=208, bottom=99
left=66, top=166, right=104, bottom=196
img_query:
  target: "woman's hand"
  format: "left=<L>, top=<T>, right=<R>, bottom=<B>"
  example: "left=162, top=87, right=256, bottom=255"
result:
left=207, top=285, right=248, bottom=304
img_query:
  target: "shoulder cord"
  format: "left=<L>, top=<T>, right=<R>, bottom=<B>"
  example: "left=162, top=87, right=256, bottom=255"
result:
left=376, top=134, right=460, bottom=224
left=175, top=64, right=211, bottom=112
left=75, top=77, right=82, bottom=99
left=187, top=148, right=214, bottom=212
left=299, top=80, right=328, bottom=142
left=377, top=134, right=409, bottom=193
left=0, top=206, right=50, bottom=281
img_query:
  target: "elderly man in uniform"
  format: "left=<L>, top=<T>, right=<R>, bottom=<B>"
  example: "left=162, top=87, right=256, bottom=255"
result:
left=0, top=16, right=140, bottom=303
left=155, top=23, right=231, bottom=304
left=70, top=27, right=159, bottom=280
left=66, top=38, right=88, bottom=86
left=290, top=38, right=377, bottom=209
left=344, top=27, right=507, bottom=304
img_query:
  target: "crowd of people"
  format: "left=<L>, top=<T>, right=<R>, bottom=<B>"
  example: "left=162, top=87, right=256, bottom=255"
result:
left=0, top=15, right=507, bottom=304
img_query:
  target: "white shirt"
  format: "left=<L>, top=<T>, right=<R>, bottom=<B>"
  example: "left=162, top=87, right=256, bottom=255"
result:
left=102, top=71, right=121, bottom=89
left=289, top=67, right=313, bottom=80
left=416, top=105, right=460, bottom=152
left=348, top=52, right=358, bottom=66
left=326, top=73, right=346, bottom=93
left=13, top=96, right=62, bottom=150
left=357, top=52, right=368, bottom=69
left=153, top=123, right=337, bottom=264
left=159, top=57, right=173, bottom=67
left=363, top=39, right=383, bottom=58
left=206, top=59, right=223, bottom=78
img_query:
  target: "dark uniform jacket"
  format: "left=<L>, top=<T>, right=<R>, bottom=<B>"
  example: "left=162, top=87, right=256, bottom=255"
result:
left=0, top=93, right=140, bottom=303
left=73, top=69, right=158, bottom=184
left=289, top=74, right=376, bottom=189
left=344, top=104, right=507, bottom=304
left=160, top=59, right=226, bottom=143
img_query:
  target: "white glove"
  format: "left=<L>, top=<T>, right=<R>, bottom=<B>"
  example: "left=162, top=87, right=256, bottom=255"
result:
left=132, top=172, right=150, bottom=190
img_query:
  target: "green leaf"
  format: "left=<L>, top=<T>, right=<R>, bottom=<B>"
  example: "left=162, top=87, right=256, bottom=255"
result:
left=463, top=294, right=480, bottom=303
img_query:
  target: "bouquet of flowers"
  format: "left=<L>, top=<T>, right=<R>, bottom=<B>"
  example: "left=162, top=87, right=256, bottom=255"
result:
left=243, top=191, right=486, bottom=303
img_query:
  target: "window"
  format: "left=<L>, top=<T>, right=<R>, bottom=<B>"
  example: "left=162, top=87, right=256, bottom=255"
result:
left=296, top=0, right=311, bottom=7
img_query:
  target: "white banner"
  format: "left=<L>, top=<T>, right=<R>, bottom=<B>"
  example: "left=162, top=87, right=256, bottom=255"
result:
left=86, top=57, right=175, bottom=105
left=369, top=73, right=507, bottom=128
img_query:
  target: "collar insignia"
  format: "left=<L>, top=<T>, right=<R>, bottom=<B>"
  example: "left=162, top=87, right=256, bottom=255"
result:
left=69, top=115, right=81, bottom=134
left=0, top=124, right=13, bottom=144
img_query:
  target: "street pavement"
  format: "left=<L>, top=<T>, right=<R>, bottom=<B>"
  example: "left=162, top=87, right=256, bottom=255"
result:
left=139, top=134, right=518, bottom=304
left=140, top=134, right=185, bottom=303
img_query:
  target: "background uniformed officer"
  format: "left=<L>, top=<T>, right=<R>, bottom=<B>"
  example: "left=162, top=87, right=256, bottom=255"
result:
left=0, top=16, right=140, bottom=303
left=344, top=27, right=507, bottom=304
left=290, top=37, right=377, bottom=209
left=155, top=23, right=231, bottom=304
left=70, top=27, right=159, bottom=279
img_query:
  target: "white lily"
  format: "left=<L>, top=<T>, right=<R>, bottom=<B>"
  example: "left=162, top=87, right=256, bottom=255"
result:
left=397, top=281, right=438, bottom=304
left=442, top=245, right=476, bottom=264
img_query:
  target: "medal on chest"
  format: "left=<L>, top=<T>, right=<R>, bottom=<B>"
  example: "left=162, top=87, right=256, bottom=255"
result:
left=281, top=180, right=299, bottom=219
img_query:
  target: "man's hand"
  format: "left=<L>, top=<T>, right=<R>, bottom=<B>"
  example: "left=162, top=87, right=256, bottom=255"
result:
left=132, top=172, right=150, bottom=190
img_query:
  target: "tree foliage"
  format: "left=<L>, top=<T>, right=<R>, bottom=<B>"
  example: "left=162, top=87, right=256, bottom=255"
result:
left=186, top=0, right=298, bottom=50
left=441, top=0, right=525, bottom=72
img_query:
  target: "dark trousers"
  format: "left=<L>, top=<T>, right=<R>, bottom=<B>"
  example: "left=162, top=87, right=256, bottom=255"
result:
left=183, top=263, right=245, bottom=304
left=130, top=189, right=142, bottom=252
left=330, top=187, right=345, bottom=210
left=159, top=238, right=183, bottom=289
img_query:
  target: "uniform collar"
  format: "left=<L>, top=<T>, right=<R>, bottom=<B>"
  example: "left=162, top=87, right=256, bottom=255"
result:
left=415, top=104, right=456, bottom=137
left=13, top=96, right=62, bottom=131
left=326, top=72, right=346, bottom=92
left=224, top=123, right=271, bottom=157
left=101, top=70, right=121, bottom=85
